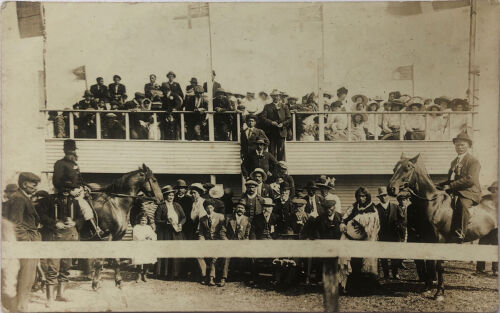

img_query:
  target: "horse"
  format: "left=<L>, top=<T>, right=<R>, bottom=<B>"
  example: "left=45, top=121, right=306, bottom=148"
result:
left=78, top=164, right=164, bottom=290
left=387, top=153, right=497, bottom=301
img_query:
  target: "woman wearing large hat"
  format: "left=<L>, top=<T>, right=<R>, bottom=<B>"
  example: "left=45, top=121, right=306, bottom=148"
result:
left=350, top=112, right=367, bottom=141
left=351, top=94, right=368, bottom=111
left=434, top=96, right=452, bottom=111
left=449, top=98, right=472, bottom=138
left=403, top=100, right=426, bottom=140
left=155, top=185, right=186, bottom=279
left=426, top=104, right=447, bottom=141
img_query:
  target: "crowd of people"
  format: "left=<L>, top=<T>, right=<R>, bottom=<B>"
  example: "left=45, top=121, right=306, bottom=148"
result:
left=47, top=72, right=473, bottom=149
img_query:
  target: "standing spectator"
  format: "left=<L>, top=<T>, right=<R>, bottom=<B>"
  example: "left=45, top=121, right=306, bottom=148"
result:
left=335, top=87, right=349, bottom=110
left=207, top=185, right=226, bottom=214
left=9, top=172, right=42, bottom=312
left=241, top=139, right=278, bottom=180
left=174, top=180, right=193, bottom=238
left=144, top=74, right=162, bottom=102
left=219, top=202, right=251, bottom=286
left=250, top=169, right=273, bottom=198
left=475, top=181, right=498, bottom=276
left=240, top=115, right=268, bottom=159
left=186, top=77, right=198, bottom=93
left=316, top=176, right=342, bottom=215
left=261, top=89, right=292, bottom=161
left=375, top=187, right=405, bottom=279
left=240, top=180, right=264, bottom=222
left=272, top=161, right=295, bottom=198
left=197, top=199, right=225, bottom=286
left=161, top=71, right=183, bottom=111
left=427, top=104, right=447, bottom=141
left=124, top=92, right=150, bottom=140
left=183, top=85, right=208, bottom=140
left=189, top=183, right=207, bottom=234
left=160, top=113, right=180, bottom=140
left=2, top=184, right=18, bottom=220
left=303, top=181, right=325, bottom=219
left=132, top=212, right=157, bottom=283
left=90, top=77, right=109, bottom=102
left=274, top=182, right=293, bottom=235
left=316, top=199, right=342, bottom=240
left=339, top=187, right=380, bottom=295
left=213, top=88, right=234, bottom=141
left=203, top=70, right=222, bottom=97
left=155, top=185, right=186, bottom=280
left=108, top=74, right=127, bottom=104
left=434, top=96, right=452, bottom=112
left=73, top=90, right=98, bottom=138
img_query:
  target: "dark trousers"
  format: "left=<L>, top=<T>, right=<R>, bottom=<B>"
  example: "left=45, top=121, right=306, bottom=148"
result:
left=156, top=258, right=182, bottom=278
left=17, top=259, right=38, bottom=311
left=476, top=228, right=498, bottom=272
left=414, top=259, right=436, bottom=283
left=452, top=196, right=474, bottom=236
left=197, top=257, right=217, bottom=278
left=41, top=227, right=78, bottom=285
left=269, top=136, right=286, bottom=161
left=380, top=258, right=402, bottom=277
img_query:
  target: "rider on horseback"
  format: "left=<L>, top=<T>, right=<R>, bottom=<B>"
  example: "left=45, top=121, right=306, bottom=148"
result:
left=437, top=129, right=481, bottom=243
left=53, top=139, right=105, bottom=238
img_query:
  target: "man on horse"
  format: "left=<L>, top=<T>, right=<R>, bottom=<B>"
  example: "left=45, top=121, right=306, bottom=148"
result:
left=53, top=139, right=105, bottom=238
left=438, top=129, right=481, bottom=243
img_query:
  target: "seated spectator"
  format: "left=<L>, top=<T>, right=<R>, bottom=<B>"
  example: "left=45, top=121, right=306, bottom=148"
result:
left=160, top=113, right=180, bottom=140
left=183, top=85, right=208, bottom=140
left=434, top=96, right=452, bottom=112
left=351, top=94, right=368, bottom=112
left=380, top=100, right=404, bottom=140
left=404, top=101, right=426, bottom=140
left=186, top=77, right=198, bottom=93
left=108, top=75, right=127, bottom=104
left=350, top=113, right=367, bottom=141
left=213, top=88, right=234, bottom=141
left=388, top=91, right=401, bottom=102
left=90, top=77, right=109, bottom=102
left=102, top=112, right=125, bottom=139
left=325, top=101, right=348, bottom=142
left=299, top=114, right=319, bottom=141
left=365, top=102, right=381, bottom=140
left=450, top=98, right=472, bottom=137
left=240, top=115, right=268, bottom=159
left=426, top=104, right=447, bottom=141
left=250, top=168, right=273, bottom=198
left=144, top=74, right=163, bottom=102
left=219, top=201, right=251, bottom=286
left=124, top=92, right=151, bottom=140
left=73, top=90, right=98, bottom=138
left=161, top=71, right=184, bottom=112
left=241, top=139, right=278, bottom=180
left=240, top=180, right=264, bottom=222
left=197, top=199, right=225, bottom=286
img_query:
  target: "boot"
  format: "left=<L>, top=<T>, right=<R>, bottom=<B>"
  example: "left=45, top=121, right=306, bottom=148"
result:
left=55, top=282, right=70, bottom=302
left=135, top=270, right=141, bottom=283
left=88, top=218, right=105, bottom=238
left=45, top=285, right=55, bottom=308
left=141, top=268, right=148, bottom=282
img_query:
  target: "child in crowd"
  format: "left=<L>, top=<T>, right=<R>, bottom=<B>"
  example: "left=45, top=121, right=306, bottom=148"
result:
left=132, top=212, right=157, bottom=283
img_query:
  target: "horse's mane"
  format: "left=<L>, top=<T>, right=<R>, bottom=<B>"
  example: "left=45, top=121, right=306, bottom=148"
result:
left=101, top=169, right=143, bottom=194
left=412, top=156, right=452, bottom=206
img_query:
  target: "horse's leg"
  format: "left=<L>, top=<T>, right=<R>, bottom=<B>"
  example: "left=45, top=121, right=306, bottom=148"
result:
left=92, top=259, right=103, bottom=291
left=114, top=258, right=122, bottom=288
left=433, top=260, right=445, bottom=301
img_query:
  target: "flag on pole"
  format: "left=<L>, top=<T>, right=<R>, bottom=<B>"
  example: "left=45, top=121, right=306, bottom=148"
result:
left=392, top=65, right=413, bottom=80
left=72, top=65, right=86, bottom=80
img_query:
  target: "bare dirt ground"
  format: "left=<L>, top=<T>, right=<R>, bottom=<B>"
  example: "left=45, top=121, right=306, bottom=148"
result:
left=26, top=260, right=498, bottom=312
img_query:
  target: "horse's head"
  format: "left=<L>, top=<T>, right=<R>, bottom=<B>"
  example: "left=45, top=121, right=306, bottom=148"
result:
left=388, top=153, right=421, bottom=196
left=136, top=164, right=164, bottom=203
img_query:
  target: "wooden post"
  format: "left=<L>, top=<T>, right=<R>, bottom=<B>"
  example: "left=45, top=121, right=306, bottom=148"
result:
left=399, top=113, right=404, bottom=141
left=236, top=113, right=241, bottom=143
left=346, top=113, right=351, bottom=141
left=95, top=112, right=101, bottom=139
left=318, top=113, right=325, bottom=142
left=292, top=113, right=297, bottom=141
left=322, top=257, right=339, bottom=312
left=374, top=113, right=379, bottom=141
left=180, top=112, right=185, bottom=141
left=424, top=113, right=429, bottom=141
left=210, top=174, right=216, bottom=185
left=125, top=112, right=130, bottom=140
left=153, top=113, right=159, bottom=140
left=69, top=112, right=75, bottom=139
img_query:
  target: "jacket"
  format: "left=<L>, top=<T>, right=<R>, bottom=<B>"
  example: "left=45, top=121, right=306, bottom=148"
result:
left=198, top=213, right=225, bottom=240
left=376, top=202, right=406, bottom=242
left=8, top=190, right=41, bottom=241
left=260, top=102, right=292, bottom=138
left=108, top=83, right=127, bottom=101
left=154, top=201, right=186, bottom=226
left=316, top=212, right=343, bottom=239
left=240, top=127, right=268, bottom=156
left=303, top=194, right=326, bottom=217
left=250, top=213, right=278, bottom=240
left=442, top=152, right=481, bottom=203
left=274, top=198, right=294, bottom=234
left=90, top=84, right=109, bottom=101
left=53, top=156, right=84, bottom=192
left=220, top=214, right=250, bottom=240
left=240, top=193, right=264, bottom=221
left=241, top=150, right=278, bottom=178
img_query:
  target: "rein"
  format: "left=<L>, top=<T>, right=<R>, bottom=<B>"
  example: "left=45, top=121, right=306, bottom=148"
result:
left=90, top=191, right=156, bottom=201
left=401, top=166, right=440, bottom=202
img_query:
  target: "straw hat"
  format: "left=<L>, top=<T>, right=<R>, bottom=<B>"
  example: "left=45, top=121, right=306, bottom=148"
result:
left=208, top=185, right=224, bottom=199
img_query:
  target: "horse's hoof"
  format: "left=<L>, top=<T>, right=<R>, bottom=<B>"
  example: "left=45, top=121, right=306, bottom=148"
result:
left=433, top=292, right=444, bottom=301
left=115, top=281, right=122, bottom=289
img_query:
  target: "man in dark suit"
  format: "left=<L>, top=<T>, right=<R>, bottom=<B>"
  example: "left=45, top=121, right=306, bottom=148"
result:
left=316, top=199, right=342, bottom=240
left=250, top=168, right=273, bottom=198
left=90, top=77, right=108, bottom=102
left=260, top=89, right=292, bottom=161
left=144, top=74, right=162, bottom=101
left=213, top=88, right=233, bottom=141
left=161, top=71, right=184, bottom=111
left=438, top=129, right=481, bottom=242
left=108, top=74, right=127, bottom=103
left=274, top=182, right=293, bottom=235
left=219, top=201, right=251, bottom=286
left=376, top=187, right=406, bottom=279
left=9, top=172, right=42, bottom=311
left=203, top=70, right=221, bottom=96
left=197, top=199, right=225, bottom=286
left=240, top=180, right=264, bottom=222
left=241, top=115, right=268, bottom=158
left=303, top=181, right=326, bottom=218
left=183, top=85, right=208, bottom=140
left=241, top=139, right=278, bottom=179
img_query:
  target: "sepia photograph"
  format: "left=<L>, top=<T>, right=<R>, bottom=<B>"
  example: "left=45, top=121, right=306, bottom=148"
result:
left=1, top=1, right=499, bottom=312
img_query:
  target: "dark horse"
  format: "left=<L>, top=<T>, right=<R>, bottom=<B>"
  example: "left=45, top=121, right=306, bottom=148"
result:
left=77, top=164, right=163, bottom=290
left=388, top=153, right=497, bottom=301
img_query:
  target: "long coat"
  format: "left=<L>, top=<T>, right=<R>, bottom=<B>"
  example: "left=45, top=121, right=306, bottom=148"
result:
left=316, top=212, right=343, bottom=239
left=376, top=202, right=406, bottom=242
left=443, top=152, right=481, bottom=203
left=260, top=103, right=292, bottom=139
left=8, top=190, right=41, bottom=241
left=240, top=127, right=268, bottom=156
left=155, top=202, right=186, bottom=241
left=220, top=214, right=251, bottom=240
left=53, top=156, right=84, bottom=193
left=303, top=194, right=326, bottom=217
left=241, top=150, right=278, bottom=178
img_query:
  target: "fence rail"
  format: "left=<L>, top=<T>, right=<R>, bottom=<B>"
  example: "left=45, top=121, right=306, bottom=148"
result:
left=2, top=240, right=497, bottom=261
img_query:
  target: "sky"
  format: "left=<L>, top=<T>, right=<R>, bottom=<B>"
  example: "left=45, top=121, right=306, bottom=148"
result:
left=43, top=2, right=470, bottom=108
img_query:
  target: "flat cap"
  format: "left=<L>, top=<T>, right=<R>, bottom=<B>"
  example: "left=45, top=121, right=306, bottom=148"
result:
left=4, top=184, right=18, bottom=192
left=18, top=172, right=41, bottom=185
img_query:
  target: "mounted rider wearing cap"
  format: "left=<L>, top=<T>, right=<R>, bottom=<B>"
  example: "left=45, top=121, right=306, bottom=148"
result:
left=53, top=139, right=104, bottom=238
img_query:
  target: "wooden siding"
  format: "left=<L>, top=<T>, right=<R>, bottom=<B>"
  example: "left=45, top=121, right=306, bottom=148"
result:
left=286, top=141, right=455, bottom=175
left=44, top=140, right=241, bottom=174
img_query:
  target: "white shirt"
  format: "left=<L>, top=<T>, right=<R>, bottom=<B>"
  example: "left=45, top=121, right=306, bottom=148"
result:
left=166, top=201, right=178, bottom=223
left=190, top=198, right=206, bottom=220
left=379, top=201, right=389, bottom=210
left=451, top=152, right=467, bottom=180
left=308, top=195, right=318, bottom=218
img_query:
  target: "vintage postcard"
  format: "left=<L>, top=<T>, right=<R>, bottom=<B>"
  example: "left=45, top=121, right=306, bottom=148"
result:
left=1, top=1, right=499, bottom=312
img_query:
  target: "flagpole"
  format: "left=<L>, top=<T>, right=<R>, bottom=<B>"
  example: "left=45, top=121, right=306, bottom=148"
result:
left=207, top=3, right=214, bottom=141
left=411, top=64, right=415, bottom=97
left=84, top=66, right=88, bottom=91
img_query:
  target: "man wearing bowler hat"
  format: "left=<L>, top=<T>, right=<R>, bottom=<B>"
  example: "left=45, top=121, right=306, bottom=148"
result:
left=9, top=172, right=42, bottom=311
left=241, top=138, right=278, bottom=180
left=438, top=129, right=481, bottom=243
left=240, top=180, right=264, bottom=222
left=161, top=71, right=184, bottom=111
left=261, top=89, right=292, bottom=161
left=53, top=139, right=104, bottom=239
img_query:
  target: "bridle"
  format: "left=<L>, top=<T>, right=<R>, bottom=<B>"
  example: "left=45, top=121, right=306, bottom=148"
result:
left=395, top=164, right=439, bottom=202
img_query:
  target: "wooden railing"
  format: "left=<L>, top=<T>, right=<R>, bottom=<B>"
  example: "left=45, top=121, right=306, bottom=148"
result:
left=42, top=109, right=475, bottom=143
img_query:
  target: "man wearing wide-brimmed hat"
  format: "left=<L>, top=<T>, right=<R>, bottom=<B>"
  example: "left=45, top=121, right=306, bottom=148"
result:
left=249, top=168, right=273, bottom=198
left=241, top=138, right=278, bottom=180
left=261, top=89, right=292, bottom=161
left=272, top=161, right=295, bottom=198
left=240, top=114, right=268, bottom=157
left=240, top=180, right=264, bottom=222
left=438, top=129, right=481, bottom=243
left=316, top=176, right=342, bottom=214
left=302, top=181, right=326, bottom=218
